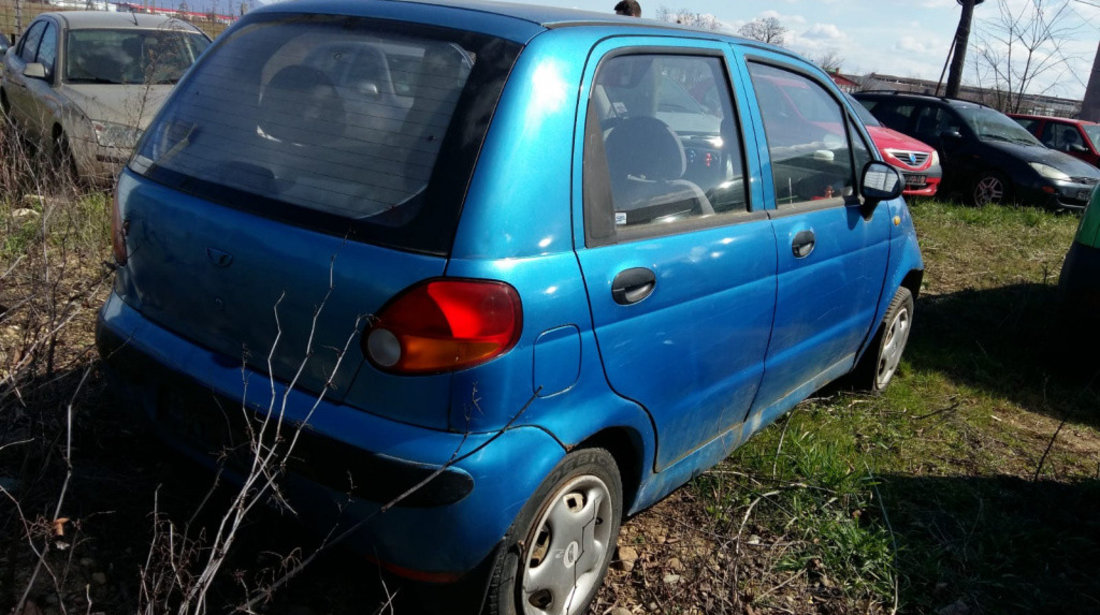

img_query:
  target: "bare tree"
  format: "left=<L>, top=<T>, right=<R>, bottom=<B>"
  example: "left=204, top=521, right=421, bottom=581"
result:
left=970, top=0, right=1081, bottom=112
left=656, top=6, right=726, bottom=32
left=813, top=49, right=845, bottom=73
left=737, top=16, right=787, bottom=46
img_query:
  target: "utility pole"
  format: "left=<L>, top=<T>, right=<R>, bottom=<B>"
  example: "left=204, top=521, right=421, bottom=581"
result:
left=945, top=0, right=985, bottom=98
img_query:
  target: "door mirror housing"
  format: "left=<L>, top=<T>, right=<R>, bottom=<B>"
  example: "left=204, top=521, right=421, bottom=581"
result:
left=1069, top=142, right=1088, bottom=154
left=859, top=161, right=903, bottom=218
left=23, top=62, right=47, bottom=80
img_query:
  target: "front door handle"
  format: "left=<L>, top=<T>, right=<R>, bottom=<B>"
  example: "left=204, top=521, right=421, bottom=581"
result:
left=612, top=267, right=656, bottom=305
left=792, top=230, right=816, bottom=258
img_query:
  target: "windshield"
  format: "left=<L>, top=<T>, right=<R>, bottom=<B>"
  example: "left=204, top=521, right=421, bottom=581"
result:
left=131, top=14, right=519, bottom=255
left=65, top=28, right=209, bottom=85
left=1082, top=124, right=1100, bottom=151
left=958, top=106, right=1041, bottom=146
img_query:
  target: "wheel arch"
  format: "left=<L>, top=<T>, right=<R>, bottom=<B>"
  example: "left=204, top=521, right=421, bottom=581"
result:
left=572, top=426, right=645, bottom=518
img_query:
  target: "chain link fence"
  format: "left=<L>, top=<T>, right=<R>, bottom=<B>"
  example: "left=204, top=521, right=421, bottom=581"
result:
left=2, top=0, right=238, bottom=44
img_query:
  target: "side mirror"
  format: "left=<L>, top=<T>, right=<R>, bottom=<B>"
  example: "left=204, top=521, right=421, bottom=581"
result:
left=23, top=62, right=47, bottom=80
left=1070, top=143, right=1088, bottom=154
left=941, top=129, right=963, bottom=141
left=859, top=161, right=903, bottom=219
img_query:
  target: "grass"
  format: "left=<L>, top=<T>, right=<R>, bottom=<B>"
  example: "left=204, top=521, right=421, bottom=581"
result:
left=680, top=200, right=1100, bottom=613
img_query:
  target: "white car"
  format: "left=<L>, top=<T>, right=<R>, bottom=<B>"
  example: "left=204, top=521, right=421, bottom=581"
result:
left=0, top=11, right=210, bottom=182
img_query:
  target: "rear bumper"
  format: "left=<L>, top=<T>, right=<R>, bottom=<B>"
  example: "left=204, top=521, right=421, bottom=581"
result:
left=96, top=291, right=565, bottom=580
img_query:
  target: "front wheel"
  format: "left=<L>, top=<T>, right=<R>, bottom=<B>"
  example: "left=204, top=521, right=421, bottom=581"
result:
left=972, top=172, right=1010, bottom=206
left=486, top=448, right=622, bottom=615
left=853, top=286, right=914, bottom=392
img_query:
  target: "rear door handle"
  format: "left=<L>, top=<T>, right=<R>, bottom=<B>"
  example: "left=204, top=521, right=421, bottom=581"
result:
left=611, top=267, right=656, bottom=305
left=792, top=230, right=816, bottom=258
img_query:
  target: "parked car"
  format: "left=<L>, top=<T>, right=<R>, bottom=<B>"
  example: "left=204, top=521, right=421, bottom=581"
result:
left=855, top=91, right=1100, bottom=209
left=0, top=12, right=210, bottom=181
left=96, top=2, right=922, bottom=612
left=1010, top=113, right=1100, bottom=167
left=848, top=94, right=941, bottom=197
left=1059, top=189, right=1100, bottom=327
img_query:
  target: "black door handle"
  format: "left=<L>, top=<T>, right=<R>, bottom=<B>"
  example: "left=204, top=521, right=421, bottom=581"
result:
left=792, top=230, right=815, bottom=258
left=611, top=267, right=656, bottom=305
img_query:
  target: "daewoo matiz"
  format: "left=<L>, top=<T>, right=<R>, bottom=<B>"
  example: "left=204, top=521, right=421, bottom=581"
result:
left=96, top=1, right=923, bottom=613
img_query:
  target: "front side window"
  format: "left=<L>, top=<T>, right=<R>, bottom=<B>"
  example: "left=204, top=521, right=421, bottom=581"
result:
left=1039, top=121, right=1083, bottom=152
left=18, top=21, right=45, bottom=64
left=65, top=28, right=209, bottom=85
left=748, top=63, right=854, bottom=208
left=131, top=14, right=520, bottom=255
left=36, top=22, right=57, bottom=76
left=584, top=52, right=748, bottom=245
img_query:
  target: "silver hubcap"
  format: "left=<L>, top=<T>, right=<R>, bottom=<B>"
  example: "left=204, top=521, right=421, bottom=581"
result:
left=876, top=305, right=911, bottom=388
left=974, top=176, right=1004, bottom=205
left=522, top=475, right=613, bottom=615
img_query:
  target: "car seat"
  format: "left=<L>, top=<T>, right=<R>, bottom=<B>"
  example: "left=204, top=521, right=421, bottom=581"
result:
left=1063, top=126, right=1080, bottom=150
left=603, top=116, right=713, bottom=224
left=259, top=65, right=346, bottom=146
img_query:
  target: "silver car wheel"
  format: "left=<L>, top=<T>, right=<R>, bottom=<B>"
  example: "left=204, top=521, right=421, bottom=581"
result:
left=521, top=474, right=614, bottom=615
left=876, top=300, right=911, bottom=389
left=974, top=174, right=1005, bottom=205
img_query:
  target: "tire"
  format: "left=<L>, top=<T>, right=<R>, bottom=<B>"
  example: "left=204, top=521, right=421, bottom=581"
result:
left=485, top=448, right=622, bottom=615
left=972, top=172, right=1010, bottom=206
left=853, top=286, right=914, bottom=392
left=50, top=130, right=79, bottom=184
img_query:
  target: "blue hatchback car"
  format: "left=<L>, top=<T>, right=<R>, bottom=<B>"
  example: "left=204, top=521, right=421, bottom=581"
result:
left=96, top=1, right=923, bottom=612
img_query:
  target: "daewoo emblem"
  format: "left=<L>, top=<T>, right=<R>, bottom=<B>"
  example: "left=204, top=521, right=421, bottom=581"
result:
left=206, top=247, right=234, bottom=268
left=907, top=153, right=917, bottom=165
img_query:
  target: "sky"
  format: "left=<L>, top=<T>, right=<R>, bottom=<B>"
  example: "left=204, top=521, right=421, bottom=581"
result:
left=496, top=0, right=1100, bottom=101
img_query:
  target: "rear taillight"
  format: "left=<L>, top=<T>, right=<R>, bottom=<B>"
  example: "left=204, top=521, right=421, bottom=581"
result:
left=363, top=279, right=522, bottom=374
left=111, top=190, right=127, bottom=265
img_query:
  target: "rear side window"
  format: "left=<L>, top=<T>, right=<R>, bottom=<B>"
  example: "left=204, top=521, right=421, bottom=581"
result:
left=861, top=100, right=915, bottom=132
left=131, top=14, right=520, bottom=255
left=584, top=52, right=750, bottom=246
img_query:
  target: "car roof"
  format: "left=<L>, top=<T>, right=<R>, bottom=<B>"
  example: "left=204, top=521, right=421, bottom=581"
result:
left=251, top=0, right=793, bottom=51
left=41, top=10, right=202, bottom=31
left=1008, top=112, right=1098, bottom=125
left=854, top=90, right=991, bottom=110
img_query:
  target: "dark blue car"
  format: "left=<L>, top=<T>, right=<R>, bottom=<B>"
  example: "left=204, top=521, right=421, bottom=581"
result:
left=96, top=1, right=923, bottom=612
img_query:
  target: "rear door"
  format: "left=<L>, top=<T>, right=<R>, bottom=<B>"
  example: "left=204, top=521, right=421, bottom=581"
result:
left=574, top=39, right=777, bottom=469
left=742, top=57, right=889, bottom=413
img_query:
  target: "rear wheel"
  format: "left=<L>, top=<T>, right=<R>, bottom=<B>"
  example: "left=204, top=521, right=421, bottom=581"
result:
left=972, top=172, right=1010, bottom=206
left=486, top=448, right=622, bottom=615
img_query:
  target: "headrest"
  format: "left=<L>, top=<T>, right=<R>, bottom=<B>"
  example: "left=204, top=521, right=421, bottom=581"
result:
left=604, top=116, right=685, bottom=181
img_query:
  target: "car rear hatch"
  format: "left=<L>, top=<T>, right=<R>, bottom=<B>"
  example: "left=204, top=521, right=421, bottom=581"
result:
left=114, top=12, right=522, bottom=429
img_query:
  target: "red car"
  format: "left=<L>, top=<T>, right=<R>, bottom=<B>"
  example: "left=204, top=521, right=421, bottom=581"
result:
left=849, top=96, right=942, bottom=197
left=1010, top=113, right=1100, bottom=167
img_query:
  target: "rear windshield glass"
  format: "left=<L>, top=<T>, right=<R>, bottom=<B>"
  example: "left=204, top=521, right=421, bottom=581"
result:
left=66, top=28, right=210, bottom=85
left=131, top=13, right=520, bottom=255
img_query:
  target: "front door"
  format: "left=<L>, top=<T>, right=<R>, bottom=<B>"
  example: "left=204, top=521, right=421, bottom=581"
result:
left=743, top=58, right=890, bottom=414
